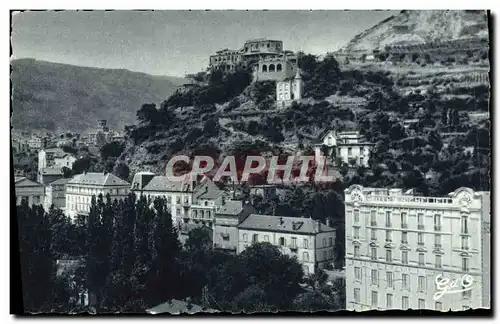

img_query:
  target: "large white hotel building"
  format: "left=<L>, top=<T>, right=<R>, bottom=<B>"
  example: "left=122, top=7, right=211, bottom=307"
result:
left=345, top=185, right=490, bottom=312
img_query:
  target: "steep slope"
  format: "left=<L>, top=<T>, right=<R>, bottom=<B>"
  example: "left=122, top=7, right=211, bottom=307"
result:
left=343, top=10, right=489, bottom=52
left=11, top=59, right=185, bottom=133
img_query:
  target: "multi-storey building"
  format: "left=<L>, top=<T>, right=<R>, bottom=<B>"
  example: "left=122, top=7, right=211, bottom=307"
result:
left=65, top=172, right=130, bottom=222
left=345, top=185, right=491, bottom=312
left=314, top=130, right=373, bottom=167
left=275, top=68, right=303, bottom=109
left=14, top=176, right=45, bottom=207
left=44, top=178, right=71, bottom=211
left=184, top=178, right=225, bottom=227
left=237, top=214, right=336, bottom=275
left=38, top=148, right=76, bottom=183
left=213, top=200, right=256, bottom=252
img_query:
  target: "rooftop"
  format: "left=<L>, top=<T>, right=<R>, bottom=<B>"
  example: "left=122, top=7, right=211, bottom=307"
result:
left=216, top=200, right=244, bottom=216
left=40, top=167, right=64, bottom=176
left=194, top=178, right=224, bottom=200
left=142, top=175, right=194, bottom=192
left=238, top=214, right=334, bottom=234
left=15, top=177, right=44, bottom=188
left=49, top=178, right=72, bottom=186
left=68, top=172, right=130, bottom=187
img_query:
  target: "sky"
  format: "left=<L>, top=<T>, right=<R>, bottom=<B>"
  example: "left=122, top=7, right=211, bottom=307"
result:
left=11, top=10, right=396, bottom=77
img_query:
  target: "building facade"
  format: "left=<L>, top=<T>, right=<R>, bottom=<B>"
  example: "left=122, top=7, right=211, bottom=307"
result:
left=314, top=130, right=373, bottom=167
left=276, top=68, right=303, bottom=109
left=253, top=55, right=298, bottom=82
left=345, top=185, right=491, bottom=312
left=65, top=172, right=131, bottom=222
left=38, top=148, right=76, bottom=172
left=44, top=178, right=71, bottom=211
left=237, top=214, right=336, bottom=275
left=213, top=200, right=256, bottom=252
left=15, top=177, right=45, bottom=207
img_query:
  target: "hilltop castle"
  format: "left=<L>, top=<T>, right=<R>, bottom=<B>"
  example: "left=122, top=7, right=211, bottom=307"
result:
left=209, top=38, right=302, bottom=109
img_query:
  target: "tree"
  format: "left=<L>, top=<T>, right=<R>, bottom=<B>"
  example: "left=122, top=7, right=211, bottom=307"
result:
left=185, top=227, right=212, bottom=252
left=137, top=103, right=160, bottom=125
left=100, top=141, right=125, bottom=160
left=113, top=162, right=130, bottom=181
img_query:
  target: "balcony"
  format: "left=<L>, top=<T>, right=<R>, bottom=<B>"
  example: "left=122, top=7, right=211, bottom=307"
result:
left=418, top=241, right=424, bottom=246
left=370, top=221, right=377, bottom=227
left=401, top=240, right=408, bottom=245
left=434, top=243, right=442, bottom=249
left=290, top=246, right=298, bottom=252
left=434, top=225, right=442, bottom=231
left=418, top=225, right=425, bottom=230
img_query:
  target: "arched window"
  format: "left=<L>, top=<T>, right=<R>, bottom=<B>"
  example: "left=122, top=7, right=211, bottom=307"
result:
left=276, top=64, right=282, bottom=71
left=262, top=65, right=267, bottom=72
left=269, top=64, right=275, bottom=72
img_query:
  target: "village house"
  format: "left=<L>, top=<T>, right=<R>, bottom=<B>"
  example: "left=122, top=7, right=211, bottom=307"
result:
left=213, top=200, right=256, bottom=252
left=314, top=129, right=374, bottom=167
left=38, top=148, right=76, bottom=172
left=186, top=178, right=225, bottom=227
left=15, top=176, right=45, bottom=207
left=275, top=68, right=303, bottom=109
left=237, top=214, right=336, bottom=275
left=38, top=167, right=65, bottom=185
left=65, top=172, right=130, bottom=222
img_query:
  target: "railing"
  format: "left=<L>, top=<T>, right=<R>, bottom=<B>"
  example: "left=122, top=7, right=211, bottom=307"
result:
left=434, top=243, right=442, bottom=249
left=370, top=221, right=377, bottom=226
left=366, top=195, right=454, bottom=205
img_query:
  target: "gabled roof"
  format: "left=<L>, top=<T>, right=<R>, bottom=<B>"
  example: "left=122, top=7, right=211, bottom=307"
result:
left=40, top=167, right=64, bottom=176
left=49, top=178, right=71, bottom=186
left=15, top=177, right=44, bottom=188
left=216, top=200, right=244, bottom=216
left=238, top=214, right=335, bottom=234
left=142, top=176, right=193, bottom=192
left=194, top=178, right=224, bottom=200
left=68, top=172, right=130, bottom=187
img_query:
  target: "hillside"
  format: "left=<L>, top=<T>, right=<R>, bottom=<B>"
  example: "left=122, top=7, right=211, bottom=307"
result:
left=342, top=10, right=489, bottom=52
left=11, top=59, right=185, bottom=133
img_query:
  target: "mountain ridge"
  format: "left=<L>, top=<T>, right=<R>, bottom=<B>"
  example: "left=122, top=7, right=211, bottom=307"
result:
left=11, top=58, right=186, bottom=133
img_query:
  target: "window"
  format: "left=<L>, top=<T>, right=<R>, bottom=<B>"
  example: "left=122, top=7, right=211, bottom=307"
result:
left=264, top=235, right=269, bottom=242
left=252, top=234, right=258, bottom=243
left=291, top=237, right=297, bottom=248
left=387, top=272, right=393, bottom=288
left=371, top=247, right=377, bottom=260
left=303, top=251, right=309, bottom=262
left=461, top=236, right=469, bottom=250
left=279, top=237, right=286, bottom=246
left=354, top=209, right=360, bottom=223
left=371, top=291, right=378, bottom=308
left=262, top=65, right=267, bottom=72
left=418, top=276, right=426, bottom=292
left=401, top=231, right=408, bottom=244
left=355, top=267, right=361, bottom=280
left=243, top=234, right=248, bottom=242
left=354, top=246, right=360, bottom=257
left=462, top=289, right=472, bottom=299
left=276, top=64, right=282, bottom=71
left=386, top=294, right=393, bottom=309
left=461, top=215, right=469, bottom=234
left=401, top=212, right=408, bottom=228
left=418, top=253, right=425, bottom=266
left=329, top=237, right=333, bottom=246
left=354, top=288, right=360, bottom=303
left=371, top=229, right=377, bottom=241
left=418, top=213, right=424, bottom=229
left=435, top=301, right=442, bottom=311
left=434, top=214, right=441, bottom=230
left=323, top=251, right=327, bottom=260
left=402, top=251, right=408, bottom=264
left=370, top=210, right=377, bottom=226
left=354, top=227, right=360, bottom=239
left=402, top=296, right=409, bottom=309
left=462, top=257, right=469, bottom=271
left=303, top=239, right=309, bottom=248
left=176, top=196, right=181, bottom=204
left=402, top=274, right=409, bottom=289
left=322, top=238, right=327, bottom=247
left=435, top=234, right=442, bottom=248
left=371, top=269, right=378, bottom=285
left=386, top=230, right=392, bottom=242
left=418, top=233, right=424, bottom=245
left=435, top=255, right=442, bottom=268
left=418, top=299, right=425, bottom=309
left=269, top=64, right=275, bottom=72
left=386, top=249, right=392, bottom=262
left=348, top=147, right=353, bottom=156
left=385, top=211, right=392, bottom=227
